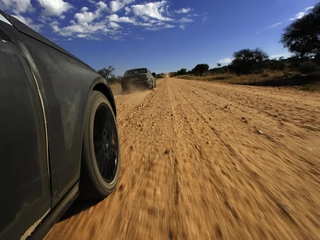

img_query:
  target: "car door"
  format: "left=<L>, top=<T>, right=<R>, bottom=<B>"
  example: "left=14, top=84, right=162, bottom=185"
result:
left=0, top=18, right=51, bottom=240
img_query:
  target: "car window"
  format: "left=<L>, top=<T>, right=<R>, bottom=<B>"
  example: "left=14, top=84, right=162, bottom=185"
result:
left=124, top=69, right=147, bottom=76
left=0, top=13, right=12, bottom=26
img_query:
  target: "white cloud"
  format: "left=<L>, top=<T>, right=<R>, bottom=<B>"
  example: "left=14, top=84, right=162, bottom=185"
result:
left=163, top=23, right=174, bottom=28
left=96, top=1, right=108, bottom=11
left=270, top=22, right=282, bottom=28
left=77, top=33, right=89, bottom=38
left=159, top=6, right=165, bottom=13
left=50, top=2, right=114, bottom=38
left=75, top=7, right=99, bottom=24
left=290, top=12, right=306, bottom=20
left=13, top=15, right=42, bottom=31
left=289, top=6, right=314, bottom=20
left=165, top=5, right=170, bottom=16
left=108, top=14, right=135, bottom=23
left=136, top=22, right=153, bottom=27
left=145, top=23, right=174, bottom=31
left=2, top=0, right=199, bottom=39
left=51, top=6, right=109, bottom=38
left=132, top=1, right=172, bottom=21
left=175, top=8, right=192, bottom=14
left=109, top=35, right=123, bottom=40
left=179, top=17, right=193, bottom=23
left=142, top=16, right=150, bottom=22
left=52, top=19, right=108, bottom=37
left=0, top=0, right=32, bottom=14
left=110, top=22, right=120, bottom=28
left=256, top=22, right=283, bottom=34
left=202, top=16, right=208, bottom=23
left=305, top=6, right=314, bottom=11
left=124, top=6, right=131, bottom=15
left=37, top=0, right=73, bottom=16
left=219, top=58, right=234, bottom=64
left=110, top=0, right=134, bottom=13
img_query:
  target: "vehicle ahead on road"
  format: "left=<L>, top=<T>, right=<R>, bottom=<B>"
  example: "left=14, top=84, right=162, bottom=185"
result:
left=0, top=11, right=120, bottom=240
left=121, top=68, right=156, bottom=92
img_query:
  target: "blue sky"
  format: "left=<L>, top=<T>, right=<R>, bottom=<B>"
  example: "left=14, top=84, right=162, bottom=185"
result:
left=0, top=0, right=319, bottom=75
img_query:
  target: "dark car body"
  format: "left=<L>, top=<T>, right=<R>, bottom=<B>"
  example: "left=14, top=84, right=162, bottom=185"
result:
left=0, top=11, right=119, bottom=240
left=121, top=68, right=156, bottom=91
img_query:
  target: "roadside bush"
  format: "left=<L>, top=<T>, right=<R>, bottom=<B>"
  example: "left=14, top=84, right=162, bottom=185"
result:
left=310, top=70, right=320, bottom=79
left=299, top=61, right=317, bottom=74
left=261, top=73, right=270, bottom=78
left=315, top=53, right=320, bottom=64
left=156, top=74, right=165, bottom=78
left=212, top=74, right=233, bottom=80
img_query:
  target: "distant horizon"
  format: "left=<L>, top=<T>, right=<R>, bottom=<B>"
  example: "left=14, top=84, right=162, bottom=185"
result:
left=1, top=0, right=318, bottom=75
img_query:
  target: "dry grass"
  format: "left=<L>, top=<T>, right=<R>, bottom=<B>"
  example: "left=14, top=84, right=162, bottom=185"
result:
left=176, top=74, right=234, bottom=81
left=297, top=82, right=320, bottom=91
left=175, top=70, right=320, bottom=90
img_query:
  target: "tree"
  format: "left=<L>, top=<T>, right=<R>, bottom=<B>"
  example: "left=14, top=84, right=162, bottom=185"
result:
left=232, top=48, right=269, bottom=62
left=97, top=65, right=115, bottom=79
left=280, top=3, right=320, bottom=60
left=217, top=63, right=222, bottom=67
left=315, top=52, right=320, bottom=64
left=192, top=64, right=209, bottom=76
left=156, top=73, right=165, bottom=78
left=267, top=59, right=285, bottom=72
left=176, top=68, right=187, bottom=75
left=229, top=48, right=269, bottom=74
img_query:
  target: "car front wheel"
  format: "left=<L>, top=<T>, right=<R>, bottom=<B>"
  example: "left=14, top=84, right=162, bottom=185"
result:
left=80, top=91, right=120, bottom=199
left=121, top=83, right=128, bottom=92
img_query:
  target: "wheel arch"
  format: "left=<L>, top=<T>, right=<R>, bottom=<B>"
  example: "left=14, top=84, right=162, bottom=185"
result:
left=90, top=78, right=117, bottom=117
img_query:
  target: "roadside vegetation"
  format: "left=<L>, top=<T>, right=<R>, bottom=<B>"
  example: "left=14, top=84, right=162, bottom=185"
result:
left=172, top=3, right=320, bottom=90
left=96, top=65, right=121, bottom=84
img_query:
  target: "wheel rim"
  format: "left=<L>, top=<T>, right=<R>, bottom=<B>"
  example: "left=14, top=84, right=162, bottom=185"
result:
left=93, top=103, right=119, bottom=183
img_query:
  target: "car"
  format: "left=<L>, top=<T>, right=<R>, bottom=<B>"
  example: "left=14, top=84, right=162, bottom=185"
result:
left=121, top=68, right=156, bottom=92
left=0, top=10, right=120, bottom=240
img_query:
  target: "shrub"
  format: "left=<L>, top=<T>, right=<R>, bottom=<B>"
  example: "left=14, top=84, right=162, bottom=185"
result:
left=299, top=61, right=317, bottom=74
left=261, top=73, right=270, bottom=78
left=212, top=74, right=233, bottom=80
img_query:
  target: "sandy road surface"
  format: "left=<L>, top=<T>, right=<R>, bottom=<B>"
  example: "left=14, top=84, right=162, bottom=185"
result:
left=46, top=77, right=320, bottom=240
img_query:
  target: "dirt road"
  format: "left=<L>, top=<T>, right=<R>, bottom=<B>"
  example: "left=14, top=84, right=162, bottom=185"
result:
left=46, top=77, right=320, bottom=240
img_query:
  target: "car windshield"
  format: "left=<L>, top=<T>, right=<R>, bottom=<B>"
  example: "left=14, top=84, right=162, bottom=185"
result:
left=124, top=69, right=147, bottom=76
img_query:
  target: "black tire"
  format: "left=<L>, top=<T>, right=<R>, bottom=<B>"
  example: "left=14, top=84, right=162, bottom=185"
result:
left=80, top=91, right=120, bottom=199
left=149, top=80, right=155, bottom=90
left=121, top=83, right=127, bottom=92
